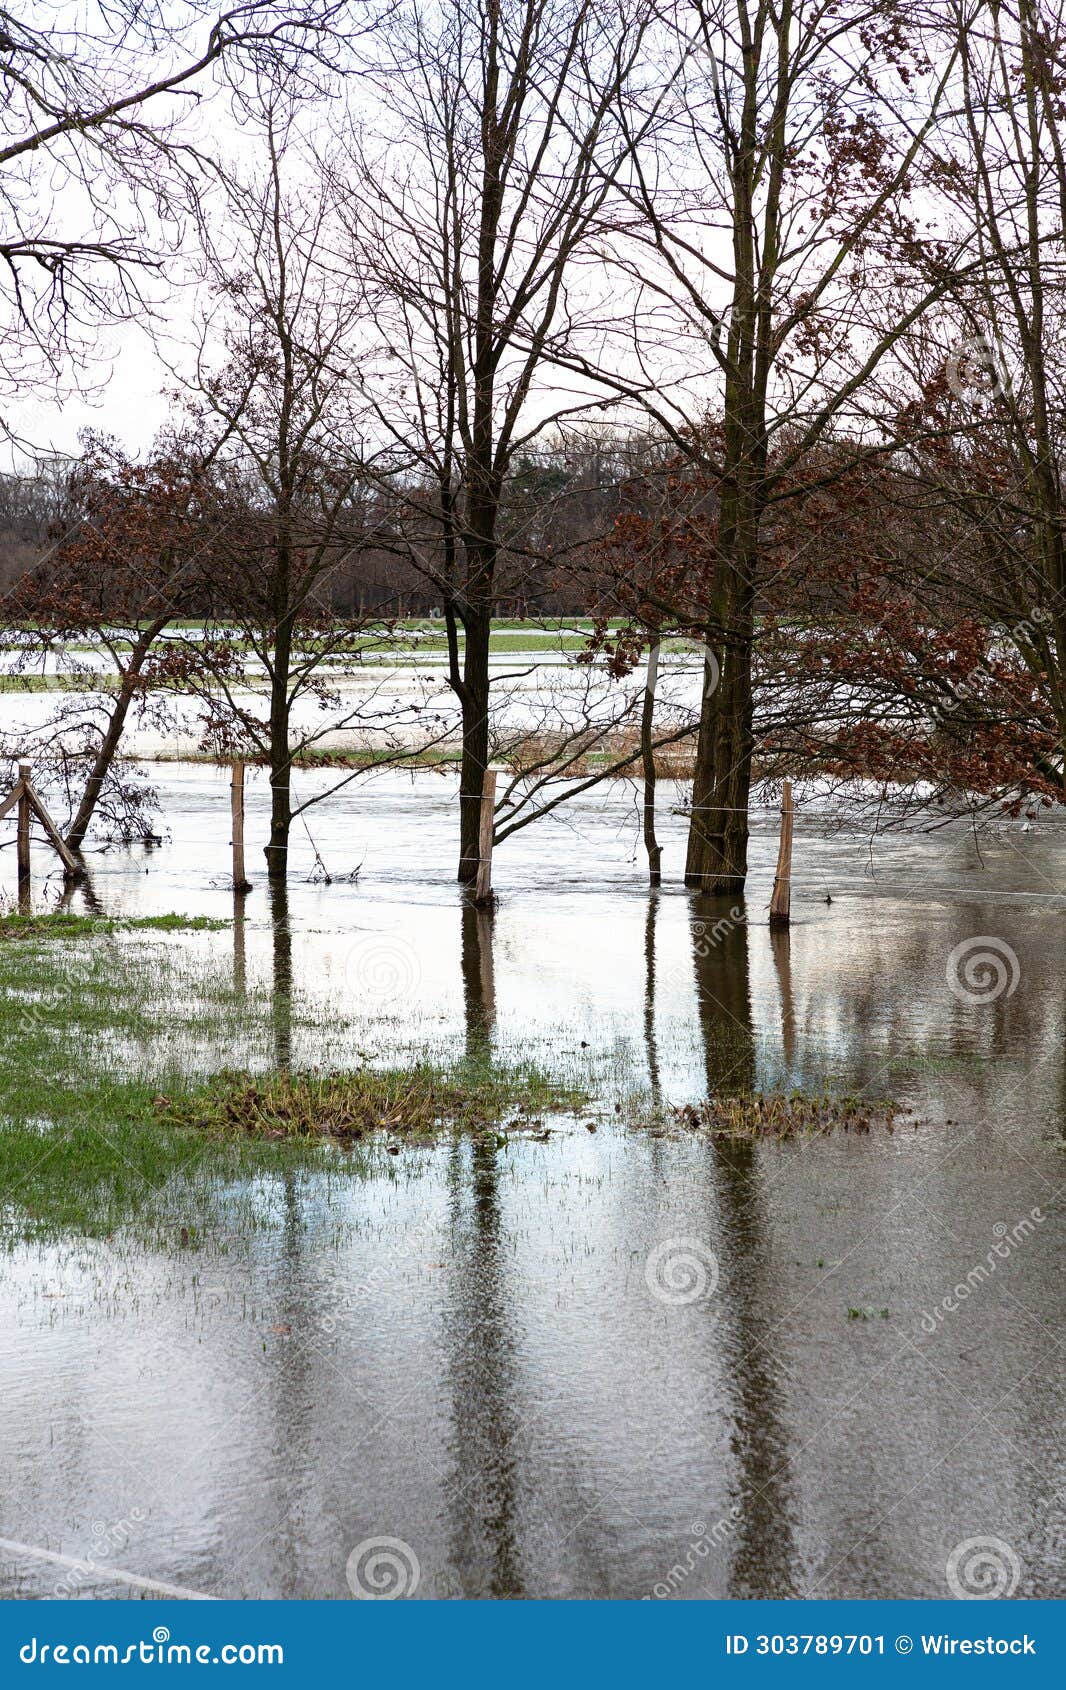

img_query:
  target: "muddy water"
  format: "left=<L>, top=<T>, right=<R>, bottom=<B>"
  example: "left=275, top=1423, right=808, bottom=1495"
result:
left=1, top=764, right=1065, bottom=1600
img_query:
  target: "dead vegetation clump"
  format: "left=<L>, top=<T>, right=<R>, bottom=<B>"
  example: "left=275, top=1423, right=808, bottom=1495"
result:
left=155, top=1065, right=586, bottom=1145
left=671, top=1091, right=909, bottom=1140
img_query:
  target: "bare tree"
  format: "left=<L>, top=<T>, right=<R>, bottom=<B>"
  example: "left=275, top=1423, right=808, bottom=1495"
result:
left=338, top=0, right=654, bottom=881
left=794, top=0, right=1066, bottom=821
left=575, top=0, right=987, bottom=890
left=891, top=0, right=1066, bottom=787
left=0, top=1, right=347, bottom=446
left=172, top=106, right=441, bottom=879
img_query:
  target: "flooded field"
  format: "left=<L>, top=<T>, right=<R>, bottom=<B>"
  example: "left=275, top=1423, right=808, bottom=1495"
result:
left=0, top=624, right=677, bottom=759
left=1, top=763, right=1064, bottom=1600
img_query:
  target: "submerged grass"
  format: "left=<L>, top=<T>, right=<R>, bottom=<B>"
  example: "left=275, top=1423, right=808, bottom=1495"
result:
left=0, top=1078, right=338, bottom=1243
left=0, top=921, right=324, bottom=1240
left=0, top=917, right=588, bottom=1241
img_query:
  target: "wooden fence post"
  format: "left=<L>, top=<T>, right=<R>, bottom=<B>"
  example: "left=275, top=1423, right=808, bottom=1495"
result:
left=474, top=769, right=497, bottom=905
left=769, top=779, right=794, bottom=929
left=2, top=761, right=80, bottom=891
left=16, top=761, right=31, bottom=908
left=231, top=761, right=252, bottom=892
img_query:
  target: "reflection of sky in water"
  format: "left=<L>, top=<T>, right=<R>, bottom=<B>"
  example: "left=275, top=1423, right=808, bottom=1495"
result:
left=0, top=765, right=1064, bottom=1600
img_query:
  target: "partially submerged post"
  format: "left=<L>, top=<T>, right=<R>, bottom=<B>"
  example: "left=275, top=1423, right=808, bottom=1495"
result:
left=231, top=761, right=252, bottom=892
left=769, top=779, right=794, bottom=929
left=474, top=768, right=497, bottom=905
left=17, top=763, right=31, bottom=895
left=0, top=760, right=83, bottom=900
left=641, top=639, right=662, bottom=885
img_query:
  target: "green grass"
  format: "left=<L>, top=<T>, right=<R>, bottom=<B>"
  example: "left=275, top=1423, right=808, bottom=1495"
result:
left=0, top=618, right=626, bottom=694
left=0, top=912, right=228, bottom=941
left=289, top=745, right=462, bottom=771
left=0, top=1079, right=330, bottom=1243
left=0, top=924, right=310, bottom=1239
left=0, top=919, right=587, bottom=1242
left=0, top=674, right=104, bottom=693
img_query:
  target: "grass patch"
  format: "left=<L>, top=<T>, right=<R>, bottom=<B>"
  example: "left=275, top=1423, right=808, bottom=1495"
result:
left=0, top=674, right=102, bottom=693
left=0, top=1079, right=333, bottom=1242
left=670, top=1091, right=906, bottom=1140
left=291, top=745, right=461, bottom=771
left=0, top=912, right=228, bottom=941
left=0, top=919, right=588, bottom=1240
left=0, top=921, right=298, bottom=1240
left=158, top=1063, right=588, bottom=1143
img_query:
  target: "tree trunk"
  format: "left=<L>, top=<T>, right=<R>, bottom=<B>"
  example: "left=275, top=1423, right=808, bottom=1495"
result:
left=641, top=639, right=662, bottom=884
left=265, top=664, right=292, bottom=880
left=685, top=600, right=754, bottom=892
left=265, top=557, right=293, bottom=882
left=65, top=619, right=167, bottom=851
left=266, top=764, right=291, bottom=880
left=681, top=17, right=766, bottom=897
left=458, top=601, right=491, bottom=882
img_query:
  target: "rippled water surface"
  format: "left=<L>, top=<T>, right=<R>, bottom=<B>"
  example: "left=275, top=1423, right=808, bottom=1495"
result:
left=1, top=765, right=1064, bottom=1599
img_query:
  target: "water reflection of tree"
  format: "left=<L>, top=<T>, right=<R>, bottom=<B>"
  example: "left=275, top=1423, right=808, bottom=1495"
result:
left=261, top=1159, right=316, bottom=1597
left=439, top=904, right=523, bottom=1596
left=770, top=925, right=797, bottom=1076
left=644, top=893, right=663, bottom=1106
left=58, top=866, right=103, bottom=915
left=439, top=1141, right=523, bottom=1597
left=689, top=896, right=799, bottom=1597
left=460, top=900, right=496, bottom=1063
left=233, top=889, right=248, bottom=998
left=268, top=878, right=292, bottom=1071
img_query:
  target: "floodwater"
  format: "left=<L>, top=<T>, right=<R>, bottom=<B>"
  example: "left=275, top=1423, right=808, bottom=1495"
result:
left=1, top=763, right=1065, bottom=1600
left=0, top=647, right=697, bottom=758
